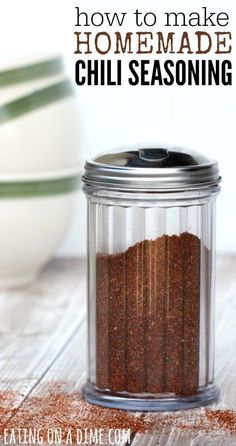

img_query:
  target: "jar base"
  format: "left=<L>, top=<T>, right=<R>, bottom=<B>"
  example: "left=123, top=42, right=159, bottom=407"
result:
left=82, top=382, right=220, bottom=412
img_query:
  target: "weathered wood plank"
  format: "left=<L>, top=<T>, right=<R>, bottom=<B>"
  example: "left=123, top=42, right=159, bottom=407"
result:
left=133, top=429, right=236, bottom=446
left=0, top=258, right=86, bottom=402
left=31, top=323, right=87, bottom=393
left=8, top=324, right=130, bottom=446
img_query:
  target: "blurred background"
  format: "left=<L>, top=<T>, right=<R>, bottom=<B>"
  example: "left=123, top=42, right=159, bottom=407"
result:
left=0, top=0, right=235, bottom=264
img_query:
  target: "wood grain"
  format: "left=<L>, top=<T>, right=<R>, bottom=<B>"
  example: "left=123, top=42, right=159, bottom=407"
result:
left=0, top=259, right=85, bottom=401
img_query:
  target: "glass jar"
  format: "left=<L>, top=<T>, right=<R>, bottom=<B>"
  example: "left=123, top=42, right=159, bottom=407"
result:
left=82, top=146, right=221, bottom=411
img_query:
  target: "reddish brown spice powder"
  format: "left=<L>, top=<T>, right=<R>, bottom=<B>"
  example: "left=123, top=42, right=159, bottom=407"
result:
left=205, top=410, right=236, bottom=432
left=96, top=232, right=200, bottom=396
left=0, top=389, right=235, bottom=444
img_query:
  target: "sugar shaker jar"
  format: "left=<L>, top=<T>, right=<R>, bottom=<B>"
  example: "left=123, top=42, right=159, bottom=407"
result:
left=82, top=146, right=221, bottom=411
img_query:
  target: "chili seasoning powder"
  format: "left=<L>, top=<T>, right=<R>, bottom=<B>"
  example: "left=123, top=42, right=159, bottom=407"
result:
left=96, top=232, right=200, bottom=396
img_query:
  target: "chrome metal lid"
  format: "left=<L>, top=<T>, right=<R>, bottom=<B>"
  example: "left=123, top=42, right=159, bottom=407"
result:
left=83, top=146, right=221, bottom=192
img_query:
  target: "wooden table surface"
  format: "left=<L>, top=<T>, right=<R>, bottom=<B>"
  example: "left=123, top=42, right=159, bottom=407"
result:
left=0, top=256, right=235, bottom=445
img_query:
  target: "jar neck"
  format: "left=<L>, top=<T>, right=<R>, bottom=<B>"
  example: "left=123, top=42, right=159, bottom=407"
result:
left=83, top=184, right=220, bottom=207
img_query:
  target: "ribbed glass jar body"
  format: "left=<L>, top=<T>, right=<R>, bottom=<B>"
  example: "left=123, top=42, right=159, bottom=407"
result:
left=83, top=187, right=220, bottom=411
